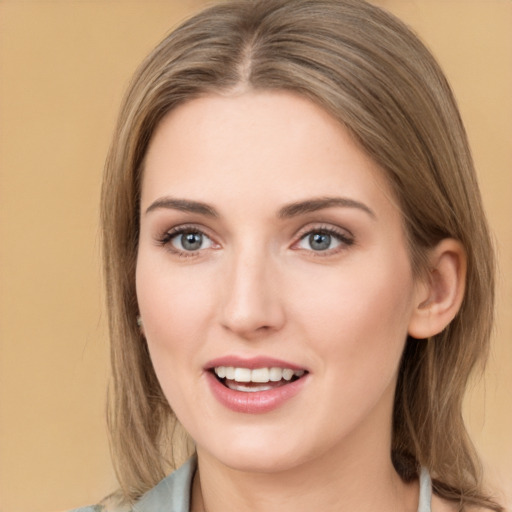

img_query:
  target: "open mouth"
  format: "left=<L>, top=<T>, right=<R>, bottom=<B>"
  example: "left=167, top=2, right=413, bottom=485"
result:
left=210, top=366, right=307, bottom=393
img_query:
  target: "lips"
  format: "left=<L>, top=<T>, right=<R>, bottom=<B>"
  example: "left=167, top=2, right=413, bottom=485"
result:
left=205, top=357, right=309, bottom=413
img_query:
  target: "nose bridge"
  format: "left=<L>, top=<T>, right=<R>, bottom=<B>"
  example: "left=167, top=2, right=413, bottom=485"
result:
left=220, top=241, right=284, bottom=337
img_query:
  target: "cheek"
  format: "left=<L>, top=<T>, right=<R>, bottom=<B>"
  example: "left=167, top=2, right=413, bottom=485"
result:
left=291, top=252, right=415, bottom=375
left=135, top=258, right=218, bottom=423
left=135, top=254, right=215, bottom=377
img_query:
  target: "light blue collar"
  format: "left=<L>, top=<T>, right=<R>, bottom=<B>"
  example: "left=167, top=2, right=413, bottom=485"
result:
left=417, top=466, right=433, bottom=512
left=134, top=455, right=197, bottom=512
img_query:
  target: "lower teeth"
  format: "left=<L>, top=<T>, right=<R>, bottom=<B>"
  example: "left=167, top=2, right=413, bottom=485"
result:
left=226, top=382, right=275, bottom=392
left=222, top=377, right=296, bottom=392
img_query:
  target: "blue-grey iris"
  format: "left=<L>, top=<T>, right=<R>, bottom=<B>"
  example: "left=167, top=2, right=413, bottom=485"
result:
left=182, top=232, right=203, bottom=251
left=309, top=232, right=331, bottom=251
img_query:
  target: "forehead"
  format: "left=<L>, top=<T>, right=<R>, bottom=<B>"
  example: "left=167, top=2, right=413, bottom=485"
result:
left=141, top=90, right=399, bottom=217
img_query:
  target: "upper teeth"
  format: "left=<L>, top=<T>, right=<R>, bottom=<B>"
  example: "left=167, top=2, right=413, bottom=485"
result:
left=214, top=366, right=305, bottom=383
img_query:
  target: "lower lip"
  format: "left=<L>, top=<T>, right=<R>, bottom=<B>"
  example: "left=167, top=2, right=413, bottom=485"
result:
left=205, top=371, right=308, bottom=414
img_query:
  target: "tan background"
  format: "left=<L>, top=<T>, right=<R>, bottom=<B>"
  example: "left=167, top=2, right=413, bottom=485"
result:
left=0, top=1, right=510, bottom=511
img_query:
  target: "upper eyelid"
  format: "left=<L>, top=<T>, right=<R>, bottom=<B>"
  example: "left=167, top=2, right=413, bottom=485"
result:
left=160, top=223, right=215, bottom=238
left=291, top=223, right=355, bottom=251
left=154, top=221, right=354, bottom=246
left=294, top=222, right=354, bottom=239
left=155, top=224, right=218, bottom=249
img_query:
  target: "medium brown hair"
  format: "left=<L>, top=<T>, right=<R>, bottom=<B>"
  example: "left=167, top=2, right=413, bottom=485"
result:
left=101, top=0, right=501, bottom=509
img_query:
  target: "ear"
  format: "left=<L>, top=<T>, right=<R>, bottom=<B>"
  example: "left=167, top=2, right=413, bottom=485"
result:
left=137, top=315, right=145, bottom=336
left=408, top=239, right=467, bottom=339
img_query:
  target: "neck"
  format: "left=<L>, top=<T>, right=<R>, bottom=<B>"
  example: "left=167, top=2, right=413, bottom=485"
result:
left=191, top=433, right=419, bottom=512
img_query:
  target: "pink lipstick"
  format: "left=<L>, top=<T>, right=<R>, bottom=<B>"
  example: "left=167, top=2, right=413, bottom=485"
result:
left=204, top=356, right=309, bottom=414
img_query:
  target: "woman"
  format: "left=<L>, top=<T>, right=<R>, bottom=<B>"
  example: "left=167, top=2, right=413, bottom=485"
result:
left=76, top=0, right=503, bottom=510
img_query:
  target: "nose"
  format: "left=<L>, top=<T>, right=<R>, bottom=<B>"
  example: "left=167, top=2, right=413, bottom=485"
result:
left=219, top=248, right=286, bottom=339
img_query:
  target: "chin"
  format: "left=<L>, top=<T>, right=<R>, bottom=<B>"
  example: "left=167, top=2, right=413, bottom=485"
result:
left=197, top=431, right=313, bottom=474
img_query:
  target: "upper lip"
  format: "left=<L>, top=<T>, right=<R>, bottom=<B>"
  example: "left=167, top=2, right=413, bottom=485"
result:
left=204, top=356, right=307, bottom=371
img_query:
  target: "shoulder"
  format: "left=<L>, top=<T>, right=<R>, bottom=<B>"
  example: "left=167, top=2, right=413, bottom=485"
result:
left=68, top=456, right=197, bottom=512
left=67, top=503, right=128, bottom=512
left=66, top=491, right=131, bottom=512
left=67, top=507, right=106, bottom=512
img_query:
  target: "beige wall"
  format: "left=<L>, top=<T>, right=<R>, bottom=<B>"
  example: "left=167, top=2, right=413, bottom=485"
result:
left=0, top=1, right=510, bottom=511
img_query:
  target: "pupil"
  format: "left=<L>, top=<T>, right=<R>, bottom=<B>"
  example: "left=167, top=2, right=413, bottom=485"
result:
left=310, top=232, right=331, bottom=251
left=182, top=232, right=202, bottom=250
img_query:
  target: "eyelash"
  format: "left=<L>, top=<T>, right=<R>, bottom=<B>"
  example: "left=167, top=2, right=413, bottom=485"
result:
left=156, top=224, right=354, bottom=258
left=294, top=225, right=354, bottom=255
left=156, top=224, right=217, bottom=258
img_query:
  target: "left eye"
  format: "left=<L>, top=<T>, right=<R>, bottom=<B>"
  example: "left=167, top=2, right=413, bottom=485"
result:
left=170, top=230, right=214, bottom=252
left=296, top=231, right=344, bottom=252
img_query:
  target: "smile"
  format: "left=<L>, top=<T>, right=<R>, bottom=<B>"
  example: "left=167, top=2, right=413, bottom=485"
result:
left=213, top=366, right=307, bottom=392
left=205, top=358, right=309, bottom=413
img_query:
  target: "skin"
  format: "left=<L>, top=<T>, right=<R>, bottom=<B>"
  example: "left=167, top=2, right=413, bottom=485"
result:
left=136, top=90, right=465, bottom=512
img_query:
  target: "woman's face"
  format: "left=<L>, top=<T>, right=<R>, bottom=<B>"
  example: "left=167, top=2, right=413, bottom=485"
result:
left=136, top=91, right=422, bottom=473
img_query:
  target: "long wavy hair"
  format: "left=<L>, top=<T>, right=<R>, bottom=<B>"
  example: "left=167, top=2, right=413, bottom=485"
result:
left=100, top=0, right=501, bottom=509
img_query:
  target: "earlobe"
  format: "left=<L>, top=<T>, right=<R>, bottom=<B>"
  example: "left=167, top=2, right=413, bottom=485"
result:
left=408, top=239, right=467, bottom=340
left=137, top=315, right=145, bottom=336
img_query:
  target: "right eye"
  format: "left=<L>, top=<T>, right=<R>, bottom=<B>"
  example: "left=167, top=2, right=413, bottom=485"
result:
left=168, top=229, right=214, bottom=253
left=296, top=230, right=343, bottom=252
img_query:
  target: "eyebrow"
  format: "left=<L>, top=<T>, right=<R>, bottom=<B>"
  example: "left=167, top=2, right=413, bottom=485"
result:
left=145, top=195, right=376, bottom=220
left=145, top=197, right=219, bottom=217
left=278, top=197, right=376, bottom=219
